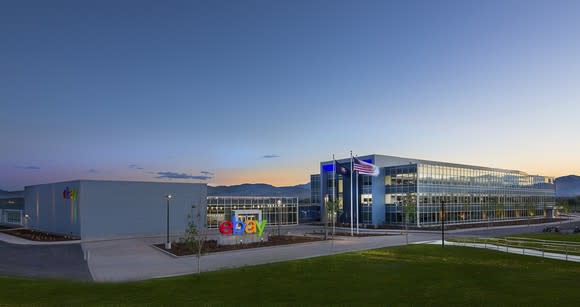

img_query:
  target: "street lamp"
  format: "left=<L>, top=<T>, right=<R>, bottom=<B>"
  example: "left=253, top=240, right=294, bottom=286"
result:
left=165, top=194, right=173, bottom=249
left=277, top=199, right=282, bottom=236
left=441, top=200, right=445, bottom=247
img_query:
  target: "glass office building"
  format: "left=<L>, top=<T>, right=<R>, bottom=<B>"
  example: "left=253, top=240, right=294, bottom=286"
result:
left=319, top=154, right=555, bottom=227
left=206, top=196, right=299, bottom=228
left=310, top=174, right=321, bottom=204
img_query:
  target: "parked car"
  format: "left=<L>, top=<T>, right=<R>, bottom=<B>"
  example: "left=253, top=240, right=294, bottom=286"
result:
left=573, top=227, right=580, bottom=234
left=543, top=226, right=560, bottom=233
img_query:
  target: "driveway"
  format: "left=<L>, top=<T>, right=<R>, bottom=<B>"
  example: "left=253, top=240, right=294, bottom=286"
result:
left=0, top=241, right=91, bottom=281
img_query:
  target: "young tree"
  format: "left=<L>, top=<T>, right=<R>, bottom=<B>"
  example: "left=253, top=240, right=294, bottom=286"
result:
left=514, top=202, right=521, bottom=218
left=402, top=192, right=416, bottom=244
left=462, top=202, right=470, bottom=222
left=184, top=203, right=208, bottom=274
left=524, top=199, right=535, bottom=226
left=326, top=199, right=340, bottom=239
left=557, top=200, right=569, bottom=217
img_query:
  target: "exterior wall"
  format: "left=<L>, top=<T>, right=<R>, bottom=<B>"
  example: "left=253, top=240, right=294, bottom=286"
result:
left=79, top=181, right=206, bottom=240
left=24, top=181, right=82, bottom=237
left=24, top=180, right=207, bottom=239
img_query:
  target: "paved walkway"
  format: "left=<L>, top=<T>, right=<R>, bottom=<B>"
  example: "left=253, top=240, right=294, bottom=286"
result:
left=82, top=232, right=439, bottom=282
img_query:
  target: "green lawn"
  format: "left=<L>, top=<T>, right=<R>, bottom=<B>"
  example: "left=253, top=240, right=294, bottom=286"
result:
left=1, top=245, right=579, bottom=306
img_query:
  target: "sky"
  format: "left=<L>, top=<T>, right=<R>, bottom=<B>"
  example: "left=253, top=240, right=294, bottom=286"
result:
left=1, top=0, right=579, bottom=191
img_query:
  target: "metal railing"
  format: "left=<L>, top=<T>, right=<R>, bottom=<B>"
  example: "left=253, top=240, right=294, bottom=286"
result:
left=449, top=236, right=580, bottom=261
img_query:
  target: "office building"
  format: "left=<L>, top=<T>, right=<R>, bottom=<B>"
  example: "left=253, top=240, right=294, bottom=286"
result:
left=318, top=154, right=555, bottom=227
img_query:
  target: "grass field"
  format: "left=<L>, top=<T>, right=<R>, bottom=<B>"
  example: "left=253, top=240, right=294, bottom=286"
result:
left=1, top=245, right=579, bottom=306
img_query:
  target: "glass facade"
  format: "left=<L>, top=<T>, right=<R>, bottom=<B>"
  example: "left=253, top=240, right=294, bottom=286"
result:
left=385, top=163, right=555, bottom=226
left=359, top=175, right=373, bottom=224
left=322, top=168, right=371, bottom=225
left=310, top=174, right=321, bottom=205
left=322, top=170, right=345, bottom=223
left=206, top=196, right=299, bottom=228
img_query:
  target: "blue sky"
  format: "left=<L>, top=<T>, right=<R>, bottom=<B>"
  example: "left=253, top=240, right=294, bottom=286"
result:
left=1, top=0, right=579, bottom=190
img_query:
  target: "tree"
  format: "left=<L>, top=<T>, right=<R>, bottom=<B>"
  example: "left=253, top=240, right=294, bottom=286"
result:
left=326, top=199, right=340, bottom=239
left=402, top=193, right=416, bottom=244
left=495, top=198, right=505, bottom=219
left=514, top=202, right=521, bottom=218
left=184, top=203, right=208, bottom=274
left=462, top=202, right=470, bottom=222
left=489, top=196, right=503, bottom=222
left=524, top=198, right=535, bottom=226
left=557, top=200, right=569, bottom=217
left=482, top=198, right=491, bottom=227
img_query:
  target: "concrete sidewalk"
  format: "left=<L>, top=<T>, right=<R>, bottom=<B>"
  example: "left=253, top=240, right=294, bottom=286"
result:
left=82, top=232, right=439, bottom=282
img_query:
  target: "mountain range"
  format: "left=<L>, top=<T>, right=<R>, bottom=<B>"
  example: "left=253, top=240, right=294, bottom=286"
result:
left=208, top=183, right=310, bottom=199
left=554, top=175, right=580, bottom=197
left=3, top=175, right=580, bottom=199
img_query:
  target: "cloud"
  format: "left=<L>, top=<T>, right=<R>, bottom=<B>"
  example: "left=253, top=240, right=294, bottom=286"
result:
left=88, top=169, right=98, bottom=173
left=261, top=154, right=280, bottom=159
left=156, top=171, right=212, bottom=180
left=128, top=164, right=144, bottom=170
left=200, top=171, right=214, bottom=175
left=16, top=165, right=40, bottom=170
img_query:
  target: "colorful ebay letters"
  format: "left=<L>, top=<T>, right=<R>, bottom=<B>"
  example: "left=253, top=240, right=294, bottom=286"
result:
left=62, top=187, right=78, bottom=201
left=219, top=220, right=267, bottom=236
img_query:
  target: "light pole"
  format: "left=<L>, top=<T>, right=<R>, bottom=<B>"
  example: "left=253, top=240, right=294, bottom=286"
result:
left=403, top=202, right=408, bottom=245
left=441, top=200, right=445, bottom=247
left=277, top=199, right=282, bottom=236
left=165, top=194, right=172, bottom=249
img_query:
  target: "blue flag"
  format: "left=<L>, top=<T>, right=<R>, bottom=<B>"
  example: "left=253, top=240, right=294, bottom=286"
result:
left=335, top=160, right=350, bottom=176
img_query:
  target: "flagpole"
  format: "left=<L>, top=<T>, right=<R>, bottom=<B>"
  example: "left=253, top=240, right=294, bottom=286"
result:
left=332, top=154, right=336, bottom=242
left=350, top=151, right=353, bottom=236
left=356, top=170, right=360, bottom=235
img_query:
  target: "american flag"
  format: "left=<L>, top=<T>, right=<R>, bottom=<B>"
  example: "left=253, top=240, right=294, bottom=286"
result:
left=353, top=158, right=379, bottom=176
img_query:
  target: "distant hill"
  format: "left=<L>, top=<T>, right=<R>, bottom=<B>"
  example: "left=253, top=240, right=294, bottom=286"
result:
left=208, top=183, right=310, bottom=199
left=0, top=189, right=24, bottom=199
left=555, top=175, right=580, bottom=197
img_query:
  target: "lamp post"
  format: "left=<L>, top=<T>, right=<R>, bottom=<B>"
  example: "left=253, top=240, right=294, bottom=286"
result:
left=277, top=199, right=282, bottom=236
left=165, top=194, right=172, bottom=249
left=441, top=200, right=445, bottom=247
left=403, top=201, right=409, bottom=245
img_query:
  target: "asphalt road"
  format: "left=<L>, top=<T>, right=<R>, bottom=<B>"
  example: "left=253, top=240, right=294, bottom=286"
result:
left=0, top=242, right=92, bottom=281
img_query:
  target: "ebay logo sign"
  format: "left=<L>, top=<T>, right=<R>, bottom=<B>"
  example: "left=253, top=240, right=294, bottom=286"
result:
left=219, top=220, right=267, bottom=236
left=62, top=187, right=78, bottom=201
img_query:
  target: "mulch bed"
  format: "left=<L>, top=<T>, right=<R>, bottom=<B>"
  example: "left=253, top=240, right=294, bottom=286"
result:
left=155, top=235, right=323, bottom=256
left=307, top=231, right=389, bottom=237
left=332, top=232, right=389, bottom=237
left=1, top=229, right=79, bottom=241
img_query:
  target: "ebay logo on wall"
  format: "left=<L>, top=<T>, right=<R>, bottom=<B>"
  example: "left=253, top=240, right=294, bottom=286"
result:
left=62, top=187, right=78, bottom=201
